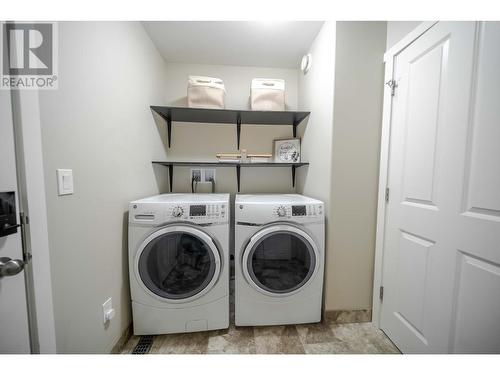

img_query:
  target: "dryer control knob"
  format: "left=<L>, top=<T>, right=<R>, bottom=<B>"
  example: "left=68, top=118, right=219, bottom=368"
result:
left=172, top=206, right=184, bottom=218
left=276, top=206, right=287, bottom=217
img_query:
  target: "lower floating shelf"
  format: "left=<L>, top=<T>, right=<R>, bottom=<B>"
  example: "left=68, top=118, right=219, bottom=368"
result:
left=152, top=161, right=309, bottom=192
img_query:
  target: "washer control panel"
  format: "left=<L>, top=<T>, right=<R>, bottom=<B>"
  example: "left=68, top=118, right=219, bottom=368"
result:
left=170, top=203, right=227, bottom=221
left=292, top=205, right=307, bottom=216
left=189, top=205, right=206, bottom=217
left=171, top=206, right=184, bottom=218
left=276, top=205, right=287, bottom=217
left=130, top=202, right=228, bottom=225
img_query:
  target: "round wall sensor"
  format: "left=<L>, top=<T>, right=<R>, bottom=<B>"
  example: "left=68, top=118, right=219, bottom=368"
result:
left=301, top=54, right=312, bottom=74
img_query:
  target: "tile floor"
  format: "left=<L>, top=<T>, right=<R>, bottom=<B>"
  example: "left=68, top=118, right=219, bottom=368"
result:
left=121, top=280, right=400, bottom=354
left=122, top=320, right=400, bottom=354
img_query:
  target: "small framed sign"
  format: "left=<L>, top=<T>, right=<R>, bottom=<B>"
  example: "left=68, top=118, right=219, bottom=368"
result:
left=273, top=138, right=301, bottom=163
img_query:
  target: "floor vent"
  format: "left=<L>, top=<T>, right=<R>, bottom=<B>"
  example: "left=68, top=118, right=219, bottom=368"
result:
left=132, top=335, right=154, bottom=354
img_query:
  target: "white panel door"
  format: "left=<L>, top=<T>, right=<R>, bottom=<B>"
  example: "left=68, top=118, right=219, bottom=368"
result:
left=0, top=89, right=31, bottom=353
left=380, top=22, right=500, bottom=353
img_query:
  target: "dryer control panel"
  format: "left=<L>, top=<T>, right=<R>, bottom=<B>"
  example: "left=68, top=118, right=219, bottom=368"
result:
left=272, top=204, right=323, bottom=219
left=235, top=195, right=324, bottom=225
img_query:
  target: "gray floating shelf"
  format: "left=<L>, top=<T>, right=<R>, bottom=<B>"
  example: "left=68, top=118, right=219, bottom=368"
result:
left=152, top=161, right=309, bottom=193
left=150, top=106, right=310, bottom=149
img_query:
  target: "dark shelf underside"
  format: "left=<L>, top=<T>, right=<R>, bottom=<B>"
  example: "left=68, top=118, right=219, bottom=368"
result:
left=150, top=106, right=310, bottom=126
left=152, top=161, right=309, bottom=192
left=153, top=161, right=309, bottom=167
left=150, top=106, right=310, bottom=149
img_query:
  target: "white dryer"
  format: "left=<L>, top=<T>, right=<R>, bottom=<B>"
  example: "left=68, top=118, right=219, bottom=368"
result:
left=235, top=194, right=325, bottom=326
left=128, top=194, right=229, bottom=335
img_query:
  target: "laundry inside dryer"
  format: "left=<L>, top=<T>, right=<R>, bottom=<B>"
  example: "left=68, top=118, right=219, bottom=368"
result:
left=249, top=232, right=315, bottom=293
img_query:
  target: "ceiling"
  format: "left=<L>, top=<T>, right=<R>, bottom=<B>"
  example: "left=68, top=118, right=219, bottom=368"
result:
left=142, top=21, right=324, bottom=69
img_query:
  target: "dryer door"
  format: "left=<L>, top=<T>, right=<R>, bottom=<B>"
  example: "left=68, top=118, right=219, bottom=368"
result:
left=135, top=225, right=221, bottom=302
left=242, top=224, right=319, bottom=297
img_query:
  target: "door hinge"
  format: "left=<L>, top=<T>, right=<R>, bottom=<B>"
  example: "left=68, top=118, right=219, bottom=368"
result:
left=379, top=286, right=384, bottom=301
left=20, top=212, right=29, bottom=225
left=385, top=187, right=390, bottom=203
left=386, top=79, right=397, bottom=96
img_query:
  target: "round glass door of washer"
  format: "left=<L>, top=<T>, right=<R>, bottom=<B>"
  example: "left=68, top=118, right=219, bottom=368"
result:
left=136, top=226, right=221, bottom=301
left=242, top=225, right=318, bottom=296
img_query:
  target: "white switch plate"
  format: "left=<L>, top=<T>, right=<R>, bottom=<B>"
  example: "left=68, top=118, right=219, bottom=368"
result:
left=57, top=169, right=73, bottom=195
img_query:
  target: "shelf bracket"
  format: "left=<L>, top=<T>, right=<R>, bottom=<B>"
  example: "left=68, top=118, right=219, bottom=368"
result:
left=236, top=164, right=241, bottom=193
left=292, top=121, right=298, bottom=138
left=236, top=114, right=241, bottom=150
left=292, top=165, right=296, bottom=188
left=158, top=113, right=173, bottom=148
left=167, top=117, right=172, bottom=148
left=168, top=164, right=173, bottom=192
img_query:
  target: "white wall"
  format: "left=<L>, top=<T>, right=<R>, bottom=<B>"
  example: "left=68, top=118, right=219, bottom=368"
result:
left=296, top=23, right=336, bottom=202
left=295, top=21, right=336, bottom=307
left=328, top=21, right=387, bottom=310
left=386, top=21, right=422, bottom=49
left=297, top=21, right=387, bottom=312
left=38, top=22, right=169, bottom=353
left=162, top=62, right=299, bottom=195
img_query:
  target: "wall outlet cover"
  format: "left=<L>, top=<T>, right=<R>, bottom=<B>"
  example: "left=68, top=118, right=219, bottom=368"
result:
left=190, top=169, right=202, bottom=182
left=203, top=169, right=216, bottom=182
left=102, top=297, right=115, bottom=324
left=190, top=168, right=216, bottom=183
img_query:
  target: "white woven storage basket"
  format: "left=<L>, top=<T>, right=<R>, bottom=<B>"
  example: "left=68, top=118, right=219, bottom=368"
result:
left=187, top=76, right=226, bottom=109
left=250, top=78, right=285, bottom=111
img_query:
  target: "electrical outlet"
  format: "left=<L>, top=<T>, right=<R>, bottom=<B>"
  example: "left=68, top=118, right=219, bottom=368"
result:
left=190, top=169, right=216, bottom=183
left=203, top=169, right=216, bottom=183
left=102, top=297, right=115, bottom=324
left=190, top=169, right=202, bottom=182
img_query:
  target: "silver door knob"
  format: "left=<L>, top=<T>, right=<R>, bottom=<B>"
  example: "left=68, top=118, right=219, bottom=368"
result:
left=0, top=257, right=25, bottom=278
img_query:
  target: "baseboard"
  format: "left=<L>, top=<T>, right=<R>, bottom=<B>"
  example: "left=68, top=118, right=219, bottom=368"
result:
left=110, top=324, right=133, bottom=354
left=324, top=309, right=372, bottom=324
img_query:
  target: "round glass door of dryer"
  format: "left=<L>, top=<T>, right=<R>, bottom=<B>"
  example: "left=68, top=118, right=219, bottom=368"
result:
left=137, top=226, right=221, bottom=301
left=242, top=225, right=318, bottom=296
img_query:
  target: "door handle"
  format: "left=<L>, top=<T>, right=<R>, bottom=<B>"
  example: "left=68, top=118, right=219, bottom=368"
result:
left=0, top=257, right=25, bottom=278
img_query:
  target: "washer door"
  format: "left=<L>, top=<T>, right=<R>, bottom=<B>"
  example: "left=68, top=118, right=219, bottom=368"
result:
left=136, top=225, right=221, bottom=302
left=242, top=224, right=319, bottom=297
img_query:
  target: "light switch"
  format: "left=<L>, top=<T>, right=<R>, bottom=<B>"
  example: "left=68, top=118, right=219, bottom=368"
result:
left=57, top=169, right=74, bottom=195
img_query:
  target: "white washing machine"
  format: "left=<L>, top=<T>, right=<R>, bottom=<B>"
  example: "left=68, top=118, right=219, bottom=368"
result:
left=235, top=194, right=325, bottom=326
left=128, top=194, right=229, bottom=335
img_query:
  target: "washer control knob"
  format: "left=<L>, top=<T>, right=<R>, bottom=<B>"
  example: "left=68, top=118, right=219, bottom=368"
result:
left=172, top=206, right=184, bottom=218
left=276, top=206, right=287, bottom=217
